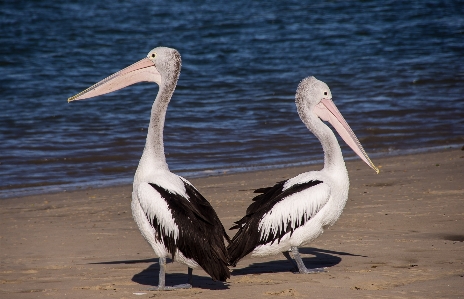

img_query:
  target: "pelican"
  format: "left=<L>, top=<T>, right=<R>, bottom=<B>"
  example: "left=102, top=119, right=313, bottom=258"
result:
left=227, top=76, right=379, bottom=273
left=68, top=47, right=230, bottom=290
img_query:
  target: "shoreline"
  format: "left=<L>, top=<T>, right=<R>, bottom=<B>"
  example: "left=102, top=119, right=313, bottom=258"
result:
left=1, top=144, right=461, bottom=200
left=1, top=149, right=463, bottom=298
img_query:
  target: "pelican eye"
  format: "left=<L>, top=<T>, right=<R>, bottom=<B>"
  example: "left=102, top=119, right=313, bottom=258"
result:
left=151, top=53, right=156, bottom=58
left=324, top=92, right=327, bottom=95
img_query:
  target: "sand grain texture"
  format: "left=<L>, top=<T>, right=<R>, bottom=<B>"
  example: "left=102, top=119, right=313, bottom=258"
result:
left=1, top=149, right=463, bottom=298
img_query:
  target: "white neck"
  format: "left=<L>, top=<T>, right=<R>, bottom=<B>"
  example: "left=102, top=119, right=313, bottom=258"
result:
left=135, top=77, right=177, bottom=180
left=302, top=106, right=348, bottom=178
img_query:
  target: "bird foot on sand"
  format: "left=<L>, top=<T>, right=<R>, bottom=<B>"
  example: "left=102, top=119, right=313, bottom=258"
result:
left=294, top=267, right=326, bottom=274
left=147, top=283, right=192, bottom=291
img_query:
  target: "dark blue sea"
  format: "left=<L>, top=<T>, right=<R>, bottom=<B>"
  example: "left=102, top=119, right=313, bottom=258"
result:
left=1, top=1, right=463, bottom=198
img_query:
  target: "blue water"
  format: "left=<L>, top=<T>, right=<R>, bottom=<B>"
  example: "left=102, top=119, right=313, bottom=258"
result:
left=1, top=1, right=463, bottom=198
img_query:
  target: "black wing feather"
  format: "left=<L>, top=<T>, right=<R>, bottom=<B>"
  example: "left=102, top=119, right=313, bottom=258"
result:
left=147, top=182, right=230, bottom=281
left=227, top=179, right=322, bottom=267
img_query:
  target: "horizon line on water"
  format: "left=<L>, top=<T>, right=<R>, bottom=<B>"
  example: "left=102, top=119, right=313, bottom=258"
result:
left=0, top=144, right=461, bottom=200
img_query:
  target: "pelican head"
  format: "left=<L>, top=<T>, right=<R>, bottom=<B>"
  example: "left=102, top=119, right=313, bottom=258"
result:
left=68, top=47, right=181, bottom=103
left=296, top=76, right=379, bottom=174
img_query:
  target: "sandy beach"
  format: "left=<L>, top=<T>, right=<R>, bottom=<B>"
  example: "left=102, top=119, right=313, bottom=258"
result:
left=1, top=149, right=463, bottom=298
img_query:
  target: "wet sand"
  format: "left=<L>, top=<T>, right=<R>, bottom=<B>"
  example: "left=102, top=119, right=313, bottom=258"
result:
left=1, top=149, right=463, bottom=298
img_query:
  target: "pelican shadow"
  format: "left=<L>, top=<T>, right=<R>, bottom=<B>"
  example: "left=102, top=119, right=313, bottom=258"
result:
left=231, top=247, right=367, bottom=276
left=90, top=258, right=229, bottom=290
left=132, top=260, right=229, bottom=290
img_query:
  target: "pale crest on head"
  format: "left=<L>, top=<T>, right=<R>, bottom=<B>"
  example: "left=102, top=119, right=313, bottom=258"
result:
left=296, top=76, right=332, bottom=107
left=147, top=47, right=182, bottom=84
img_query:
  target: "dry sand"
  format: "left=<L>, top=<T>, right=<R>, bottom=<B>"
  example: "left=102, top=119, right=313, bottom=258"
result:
left=1, top=149, right=463, bottom=298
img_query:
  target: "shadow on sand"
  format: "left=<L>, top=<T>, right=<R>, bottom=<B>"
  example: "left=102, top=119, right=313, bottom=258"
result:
left=89, top=247, right=366, bottom=288
left=89, top=258, right=229, bottom=290
left=231, top=247, right=367, bottom=276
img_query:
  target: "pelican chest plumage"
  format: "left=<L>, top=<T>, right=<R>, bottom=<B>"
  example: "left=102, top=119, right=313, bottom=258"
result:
left=68, top=47, right=230, bottom=290
left=227, top=76, right=379, bottom=273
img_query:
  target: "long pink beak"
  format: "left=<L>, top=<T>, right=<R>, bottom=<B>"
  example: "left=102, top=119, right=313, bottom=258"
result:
left=314, top=99, right=379, bottom=173
left=68, top=58, right=161, bottom=102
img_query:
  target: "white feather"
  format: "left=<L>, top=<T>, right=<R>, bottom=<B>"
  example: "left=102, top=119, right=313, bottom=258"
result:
left=283, top=172, right=316, bottom=190
left=258, top=181, right=330, bottom=242
left=136, top=182, right=180, bottom=242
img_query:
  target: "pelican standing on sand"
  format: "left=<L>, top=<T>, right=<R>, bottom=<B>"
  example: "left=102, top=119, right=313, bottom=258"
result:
left=68, top=47, right=230, bottom=290
left=228, top=76, right=379, bottom=273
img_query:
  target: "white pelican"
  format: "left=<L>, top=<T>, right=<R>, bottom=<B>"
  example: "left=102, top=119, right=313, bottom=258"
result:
left=68, top=47, right=230, bottom=290
left=228, top=76, right=379, bottom=273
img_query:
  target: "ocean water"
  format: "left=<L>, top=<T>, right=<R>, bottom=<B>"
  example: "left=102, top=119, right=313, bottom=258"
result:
left=1, top=1, right=463, bottom=198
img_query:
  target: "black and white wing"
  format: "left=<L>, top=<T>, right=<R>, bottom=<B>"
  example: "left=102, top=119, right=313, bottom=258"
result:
left=228, top=177, right=330, bottom=266
left=136, top=179, right=230, bottom=281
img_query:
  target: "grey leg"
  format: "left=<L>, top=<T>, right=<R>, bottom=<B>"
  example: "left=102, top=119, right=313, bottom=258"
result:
left=158, top=257, right=166, bottom=289
left=147, top=257, right=193, bottom=291
left=291, top=247, right=326, bottom=274
left=187, top=267, right=193, bottom=285
left=282, top=251, right=298, bottom=272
